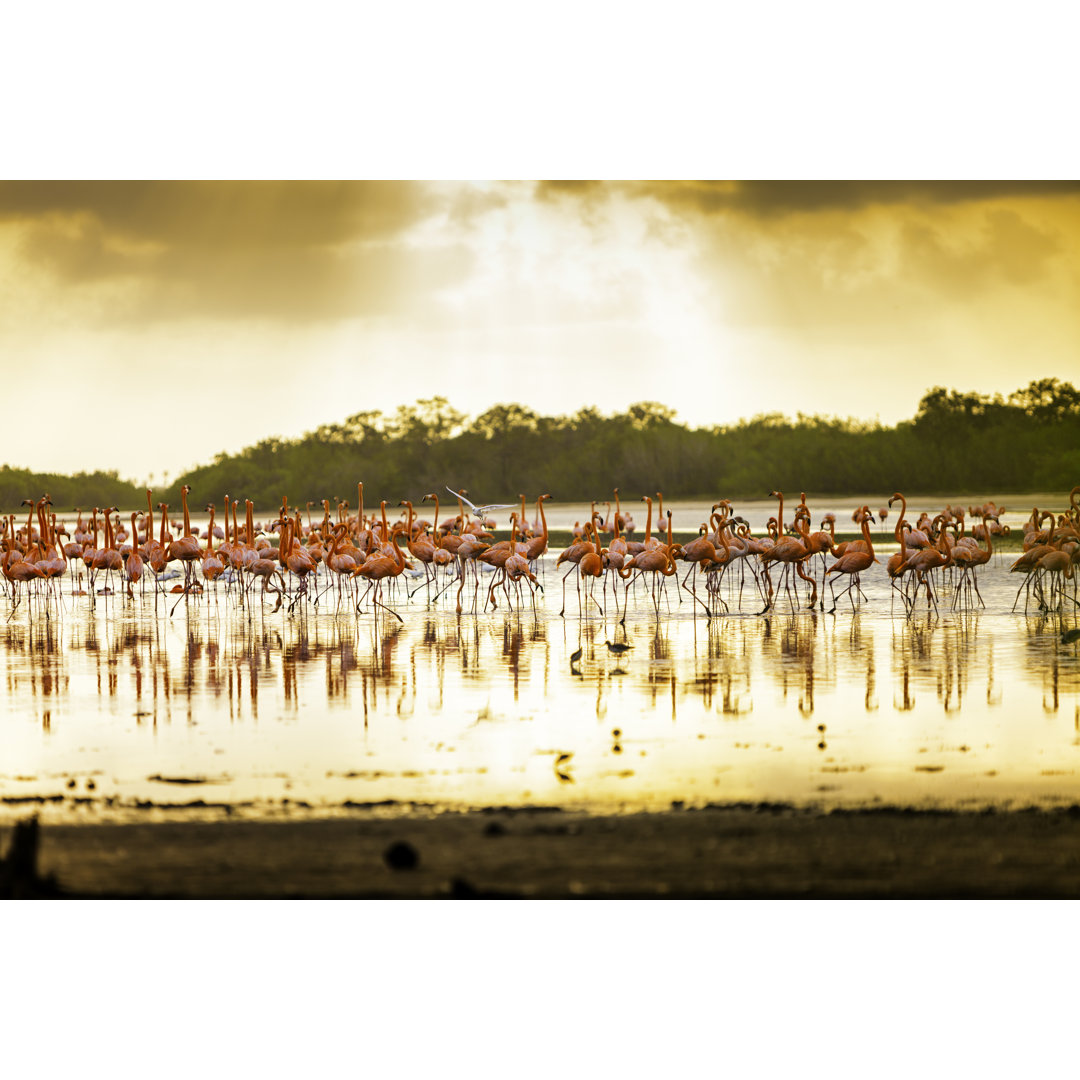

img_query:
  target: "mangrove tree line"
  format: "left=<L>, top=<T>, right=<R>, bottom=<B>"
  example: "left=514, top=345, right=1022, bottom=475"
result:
left=2, top=378, right=1078, bottom=513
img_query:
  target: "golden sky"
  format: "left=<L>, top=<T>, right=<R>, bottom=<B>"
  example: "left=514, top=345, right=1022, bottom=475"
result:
left=1, top=180, right=1078, bottom=482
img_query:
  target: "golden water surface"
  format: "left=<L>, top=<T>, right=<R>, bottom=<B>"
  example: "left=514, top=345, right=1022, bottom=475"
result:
left=2, top=530, right=1079, bottom=823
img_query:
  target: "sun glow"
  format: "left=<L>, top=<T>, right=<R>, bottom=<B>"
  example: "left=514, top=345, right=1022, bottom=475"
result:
left=0, top=181, right=1077, bottom=480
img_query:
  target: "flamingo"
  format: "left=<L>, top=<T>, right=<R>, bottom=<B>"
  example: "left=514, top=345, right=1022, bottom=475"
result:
left=28, top=505, right=66, bottom=597
left=141, top=491, right=163, bottom=566
left=524, top=494, right=552, bottom=567
left=617, top=538, right=679, bottom=618
left=675, top=525, right=722, bottom=618
left=320, top=523, right=360, bottom=607
left=759, top=492, right=813, bottom=611
left=788, top=512, right=822, bottom=609
left=6, top=547, right=46, bottom=604
left=576, top=518, right=606, bottom=617
left=418, top=493, right=456, bottom=584
left=147, top=504, right=170, bottom=577
left=248, top=544, right=285, bottom=604
left=91, top=506, right=124, bottom=593
left=1032, top=546, right=1076, bottom=611
left=478, top=513, right=529, bottom=610
left=124, top=511, right=144, bottom=597
left=951, top=513, right=995, bottom=608
left=428, top=492, right=469, bottom=560
left=704, top=506, right=766, bottom=609
left=885, top=493, right=917, bottom=610
left=283, top=511, right=318, bottom=605
left=201, top=504, right=226, bottom=588
left=556, top=519, right=601, bottom=617
left=488, top=515, right=542, bottom=609
left=455, top=533, right=490, bottom=614
left=625, top=496, right=660, bottom=556
left=167, top=485, right=202, bottom=590
left=826, top=507, right=877, bottom=613
left=504, top=524, right=542, bottom=603
left=353, top=522, right=407, bottom=622
left=903, top=516, right=951, bottom=610
left=216, top=495, right=236, bottom=566
left=400, top=501, right=437, bottom=588
left=604, top=504, right=629, bottom=567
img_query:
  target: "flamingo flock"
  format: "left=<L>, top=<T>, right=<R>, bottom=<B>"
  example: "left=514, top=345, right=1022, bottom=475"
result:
left=2, top=483, right=1078, bottom=621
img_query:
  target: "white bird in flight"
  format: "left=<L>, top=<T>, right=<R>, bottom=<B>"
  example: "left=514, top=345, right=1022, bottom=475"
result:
left=445, top=486, right=516, bottom=518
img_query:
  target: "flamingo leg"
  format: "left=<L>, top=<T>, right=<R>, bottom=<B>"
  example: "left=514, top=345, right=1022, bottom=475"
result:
left=681, top=563, right=712, bottom=619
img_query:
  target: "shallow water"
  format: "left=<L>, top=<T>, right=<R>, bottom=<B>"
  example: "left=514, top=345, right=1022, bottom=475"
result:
left=2, top=533, right=1079, bottom=822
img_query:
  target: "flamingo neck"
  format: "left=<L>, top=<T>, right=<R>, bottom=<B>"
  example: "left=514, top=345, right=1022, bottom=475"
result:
left=893, top=497, right=906, bottom=544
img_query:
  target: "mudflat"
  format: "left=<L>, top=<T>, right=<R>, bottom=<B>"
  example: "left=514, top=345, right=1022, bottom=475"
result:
left=8, top=804, right=1080, bottom=899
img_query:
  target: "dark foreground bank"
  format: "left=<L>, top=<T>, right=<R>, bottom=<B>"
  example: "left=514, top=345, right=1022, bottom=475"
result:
left=6, top=805, right=1080, bottom=899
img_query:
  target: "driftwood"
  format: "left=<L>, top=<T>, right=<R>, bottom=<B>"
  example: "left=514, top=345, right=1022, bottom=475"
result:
left=0, top=817, right=60, bottom=899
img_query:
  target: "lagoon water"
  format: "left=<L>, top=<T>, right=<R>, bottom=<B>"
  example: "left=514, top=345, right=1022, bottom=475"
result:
left=2, top=499, right=1079, bottom=822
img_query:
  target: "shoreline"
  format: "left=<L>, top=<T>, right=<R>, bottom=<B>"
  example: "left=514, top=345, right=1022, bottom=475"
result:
left=7, top=803, right=1080, bottom=899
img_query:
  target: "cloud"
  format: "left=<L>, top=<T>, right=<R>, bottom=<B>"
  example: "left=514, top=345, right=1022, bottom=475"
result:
left=130, top=239, right=475, bottom=323
left=0, top=181, right=446, bottom=323
left=898, top=208, right=1063, bottom=297
left=679, top=191, right=1077, bottom=349
left=445, top=183, right=511, bottom=228
left=639, top=180, right=1080, bottom=217
left=0, top=181, right=433, bottom=246
left=534, top=179, right=1080, bottom=217
left=534, top=180, right=607, bottom=202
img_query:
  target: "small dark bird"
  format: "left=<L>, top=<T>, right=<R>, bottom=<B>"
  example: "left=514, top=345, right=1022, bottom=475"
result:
left=1063, top=628, right=1080, bottom=645
left=604, top=640, right=632, bottom=655
left=570, top=647, right=583, bottom=665
left=554, top=751, right=574, bottom=783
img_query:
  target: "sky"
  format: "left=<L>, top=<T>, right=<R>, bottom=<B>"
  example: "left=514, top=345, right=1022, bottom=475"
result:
left=1, top=179, right=1078, bottom=483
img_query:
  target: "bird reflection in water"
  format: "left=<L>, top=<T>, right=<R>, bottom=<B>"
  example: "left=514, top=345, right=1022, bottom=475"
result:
left=885, top=611, right=1020, bottom=716
left=895, top=660, right=916, bottom=712
left=4, top=583, right=1080, bottom=815
left=6, top=602, right=1077, bottom=730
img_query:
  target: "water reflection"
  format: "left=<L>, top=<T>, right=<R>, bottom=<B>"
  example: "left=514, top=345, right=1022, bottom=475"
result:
left=2, top=566, right=1080, bottom=819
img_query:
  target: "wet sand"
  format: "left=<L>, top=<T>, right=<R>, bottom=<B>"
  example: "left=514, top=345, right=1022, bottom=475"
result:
left=8, top=804, right=1080, bottom=898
